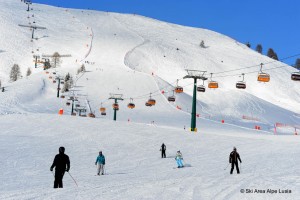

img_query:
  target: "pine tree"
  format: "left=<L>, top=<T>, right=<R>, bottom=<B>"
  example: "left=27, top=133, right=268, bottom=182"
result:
left=255, top=44, right=263, bottom=54
left=26, top=67, right=32, bottom=77
left=267, top=48, right=278, bottom=60
left=295, top=58, right=300, bottom=69
left=246, top=42, right=251, bottom=48
left=10, top=64, right=21, bottom=82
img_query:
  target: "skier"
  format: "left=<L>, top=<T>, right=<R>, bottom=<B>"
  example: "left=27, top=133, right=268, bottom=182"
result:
left=175, top=150, right=184, bottom=168
left=229, top=147, right=242, bottom=174
left=95, top=151, right=105, bottom=175
left=50, top=147, right=70, bottom=188
left=160, top=143, right=166, bottom=158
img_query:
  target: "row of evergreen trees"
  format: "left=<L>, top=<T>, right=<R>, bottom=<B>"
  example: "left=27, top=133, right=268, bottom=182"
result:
left=246, top=42, right=279, bottom=60
left=247, top=42, right=299, bottom=68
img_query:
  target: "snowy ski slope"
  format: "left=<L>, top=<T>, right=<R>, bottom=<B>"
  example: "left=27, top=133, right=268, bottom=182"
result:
left=0, top=0, right=299, bottom=199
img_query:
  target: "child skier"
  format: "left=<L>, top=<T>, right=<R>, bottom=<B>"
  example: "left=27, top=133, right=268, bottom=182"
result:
left=175, top=150, right=184, bottom=168
left=95, top=151, right=105, bottom=175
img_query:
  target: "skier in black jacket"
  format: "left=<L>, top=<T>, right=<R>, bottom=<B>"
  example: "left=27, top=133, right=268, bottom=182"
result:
left=229, top=147, right=242, bottom=174
left=160, top=143, right=166, bottom=158
left=50, top=147, right=70, bottom=188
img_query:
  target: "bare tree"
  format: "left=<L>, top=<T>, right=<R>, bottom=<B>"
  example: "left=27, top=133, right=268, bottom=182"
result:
left=26, top=67, right=32, bottom=77
left=51, top=52, right=61, bottom=68
left=10, top=64, right=21, bottom=82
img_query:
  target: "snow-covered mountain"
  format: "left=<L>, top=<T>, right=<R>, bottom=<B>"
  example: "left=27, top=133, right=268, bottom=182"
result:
left=0, top=1, right=299, bottom=199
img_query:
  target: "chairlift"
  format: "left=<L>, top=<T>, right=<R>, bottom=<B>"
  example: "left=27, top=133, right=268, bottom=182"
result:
left=88, top=113, right=95, bottom=118
left=53, top=80, right=56, bottom=84
left=60, top=81, right=65, bottom=84
left=257, top=63, right=270, bottom=82
left=100, top=103, right=106, bottom=112
left=168, top=91, right=176, bottom=102
left=236, top=73, right=246, bottom=89
left=127, top=98, right=135, bottom=109
left=197, top=80, right=206, bottom=92
left=60, top=95, right=65, bottom=98
left=291, top=72, right=300, bottom=81
left=146, top=93, right=156, bottom=106
left=208, top=73, right=219, bottom=89
left=175, top=79, right=183, bottom=93
left=101, top=112, right=106, bottom=116
left=49, top=76, right=52, bottom=79
left=66, top=102, right=71, bottom=106
left=113, top=103, right=119, bottom=110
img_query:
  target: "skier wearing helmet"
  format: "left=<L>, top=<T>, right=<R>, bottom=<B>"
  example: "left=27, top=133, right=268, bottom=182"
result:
left=229, top=147, right=242, bottom=174
left=50, top=147, right=70, bottom=188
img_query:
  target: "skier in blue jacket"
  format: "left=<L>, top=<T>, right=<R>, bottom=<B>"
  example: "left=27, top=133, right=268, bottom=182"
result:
left=95, top=151, right=105, bottom=175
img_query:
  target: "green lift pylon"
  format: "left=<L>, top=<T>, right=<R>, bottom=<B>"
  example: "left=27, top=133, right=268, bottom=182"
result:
left=109, top=93, right=124, bottom=121
left=183, top=70, right=207, bottom=132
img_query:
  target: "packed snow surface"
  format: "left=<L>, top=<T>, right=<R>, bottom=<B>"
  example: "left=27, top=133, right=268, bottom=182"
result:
left=0, top=0, right=299, bottom=199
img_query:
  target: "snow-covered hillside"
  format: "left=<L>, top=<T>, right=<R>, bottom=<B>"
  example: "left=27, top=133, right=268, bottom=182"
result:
left=0, top=0, right=299, bottom=199
left=0, top=0, right=299, bottom=132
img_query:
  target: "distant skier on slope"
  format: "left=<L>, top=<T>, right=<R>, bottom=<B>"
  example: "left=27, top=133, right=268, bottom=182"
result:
left=229, top=147, right=242, bottom=174
left=160, top=143, right=166, bottom=158
left=95, top=151, right=105, bottom=175
left=175, top=150, right=184, bottom=168
left=50, top=147, right=70, bottom=188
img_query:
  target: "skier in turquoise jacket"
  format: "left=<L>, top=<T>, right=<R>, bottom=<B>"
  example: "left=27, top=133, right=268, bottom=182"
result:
left=95, top=151, right=105, bottom=175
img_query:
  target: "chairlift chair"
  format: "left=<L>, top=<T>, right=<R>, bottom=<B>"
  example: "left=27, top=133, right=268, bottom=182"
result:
left=146, top=93, right=156, bottom=106
left=257, top=63, right=270, bottom=82
left=197, top=80, right=206, bottom=92
left=88, top=113, right=95, bottom=118
left=127, top=98, right=135, bottom=109
left=66, top=102, right=71, bottom=106
left=236, top=73, right=246, bottom=89
left=208, top=73, right=219, bottom=89
left=175, top=79, right=183, bottom=93
left=291, top=72, right=300, bottom=81
left=113, top=103, right=119, bottom=110
left=167, top=91, right=176, bottom=102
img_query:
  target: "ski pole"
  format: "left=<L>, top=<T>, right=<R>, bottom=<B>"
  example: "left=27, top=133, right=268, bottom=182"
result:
left=224, top=163, right=230, bottom=170
left=67, top=172, right=78, bottom=187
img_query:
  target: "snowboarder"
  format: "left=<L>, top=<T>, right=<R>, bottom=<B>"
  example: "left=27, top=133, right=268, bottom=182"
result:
left=175, top=150, right=184, bottom=168
left=50, top=147, right=70, bottom=188
left=160, top=143, right=166, bottom=158
left=229, top=147, right=242, bottom=174
left=95, top=151, right=105, bottom=175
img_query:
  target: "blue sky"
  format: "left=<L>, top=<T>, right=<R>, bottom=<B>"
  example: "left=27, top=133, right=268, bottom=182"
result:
left=34, top=0, right=300, bottom=65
